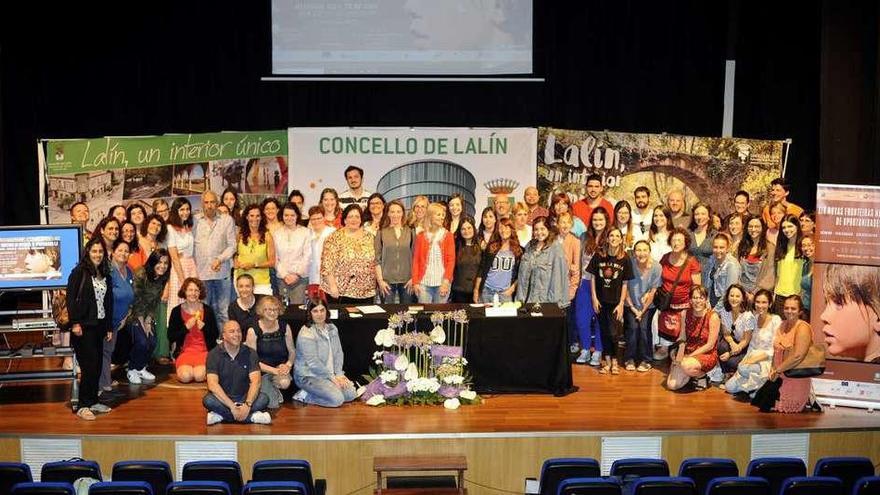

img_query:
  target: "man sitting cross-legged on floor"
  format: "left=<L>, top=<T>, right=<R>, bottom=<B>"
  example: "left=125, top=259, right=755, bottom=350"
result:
left=203, top=320, right=271, bottom=425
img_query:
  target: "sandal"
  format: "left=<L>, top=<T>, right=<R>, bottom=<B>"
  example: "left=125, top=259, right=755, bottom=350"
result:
left=598, top=364, right=609, bottom=374
left=76, top=407, right=96, bottom=421
left=611, top=364, right=620, bottom=375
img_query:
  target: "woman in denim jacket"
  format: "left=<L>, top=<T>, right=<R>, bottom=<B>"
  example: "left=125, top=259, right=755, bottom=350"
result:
left=293, top=299, right=357, bottom=407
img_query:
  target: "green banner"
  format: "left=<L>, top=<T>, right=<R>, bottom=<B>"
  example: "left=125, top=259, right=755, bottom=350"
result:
left=46, top=130, right=288, bottom=174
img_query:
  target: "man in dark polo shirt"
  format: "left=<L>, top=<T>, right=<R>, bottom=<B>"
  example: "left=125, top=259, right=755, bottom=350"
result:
left=203, top=320, right=271, bottom=425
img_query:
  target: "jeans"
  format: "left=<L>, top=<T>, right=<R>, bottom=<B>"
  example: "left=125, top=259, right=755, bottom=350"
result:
left=573, top=281, right=600, bottom=353
left=278, top=276, right=308, bottom=305
left=480, top=287, right=512, bottom=304
left=204, top=278, right=231, bottom=328
left=129, top=318, right=157, bottom=371
left=381, top=283, right=411, bottom=304
left=295, top=375, right=357, bottom=408
left=624, top=306, right=655, bottom=363
left=202, top=391, right=270, bottom=423
left=418, top=285, right=449, bottom=304
left=100, top=323, right=120, bottom=390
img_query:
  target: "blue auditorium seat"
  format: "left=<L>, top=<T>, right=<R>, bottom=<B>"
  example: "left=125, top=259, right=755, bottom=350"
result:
left=11, top=483, right=75, bottom=495
left=0, top=463, right=33, bottom=495
left=41, top=460, right=102, bottom=484
left=251, top=460, right=326, bottom=495
left=242, top=481, right=308, bottom=495
left=537, top=458, right=601, bottom=495
left=813, top=457, right=874, bottom=494
left=630, top=477, right=696, bottom=495
left=779, top=476, right=843, bottom=495
left=853, top=476, right=880, bottom=495
left=111, top=461, right=173, bottom=495
left=677, top=458, right=739, bottom=495
left=746, top=457, right=807, bottom=495
left=610, top=459, right=670, bottom=479
left=705, top=477, right=770, bottom=495
left=166, top=481, right=230, bottom=495
left=557, top=478, right=622, bottom=495
left=89, top=481, right=153, bottom=495
left=182, top=461, right=241, bottom=495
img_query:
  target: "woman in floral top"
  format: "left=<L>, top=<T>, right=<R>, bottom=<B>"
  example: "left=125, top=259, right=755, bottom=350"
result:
left=321, top=204, right=377, bottom=303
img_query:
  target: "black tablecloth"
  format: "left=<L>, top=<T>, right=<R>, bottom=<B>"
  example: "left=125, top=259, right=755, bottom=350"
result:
left=281, top=304, right=575, bottom=396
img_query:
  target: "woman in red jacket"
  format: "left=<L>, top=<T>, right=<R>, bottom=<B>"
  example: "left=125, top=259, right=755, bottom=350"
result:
left=412, top=203, right=456, bottom=303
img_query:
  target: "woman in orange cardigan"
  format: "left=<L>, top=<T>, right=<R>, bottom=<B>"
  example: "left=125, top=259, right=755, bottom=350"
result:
left=411, top=203, right=456, bottom=304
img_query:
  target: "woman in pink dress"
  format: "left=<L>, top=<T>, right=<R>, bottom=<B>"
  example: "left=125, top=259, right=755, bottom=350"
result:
left=768, top=294, right=814, bottom=413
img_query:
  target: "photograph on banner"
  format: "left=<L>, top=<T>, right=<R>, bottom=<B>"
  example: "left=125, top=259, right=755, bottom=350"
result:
left=811, top=263, right=880, bottom=365
left=288, top=128, right=537, bottom=217
left=814, top=183, right=880, bottom=266
left=44, top=131, right=289, bottom=234
left=536, top=128, right=786, bottom=218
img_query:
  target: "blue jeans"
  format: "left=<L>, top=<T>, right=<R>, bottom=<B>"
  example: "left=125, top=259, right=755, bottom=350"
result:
left=418, top=285, right=449, bottom=304
left=480, top=287, right=512, bottom=304
left=203, top=278, right=231, bottom=328
left=573, top=280, right=600, bottom=353
left=381, top=283, right=411, bottom=304
left=295, top=375, right=357, bottom=408
left=203, top=391, right=270, bottom=422
left=624, top=306, right=655, bottom=364
left=129, top=318, right=156, bottom=371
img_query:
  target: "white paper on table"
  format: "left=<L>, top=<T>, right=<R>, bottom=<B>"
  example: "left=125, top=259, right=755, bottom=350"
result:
left=329, top=309, right=339, bottom=319
left=485, top=307, right=517, bottom=317
left=355, top=305, right=386, bottom=314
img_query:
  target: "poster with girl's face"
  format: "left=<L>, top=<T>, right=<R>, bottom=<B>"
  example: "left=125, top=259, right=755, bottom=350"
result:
left=812, top=263, right=880, bottom=363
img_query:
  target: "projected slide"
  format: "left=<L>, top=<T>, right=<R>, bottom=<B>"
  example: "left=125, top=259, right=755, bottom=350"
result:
left=272, top=0, right=533, bottom=75
left=0, top=236, right=63, bottom=281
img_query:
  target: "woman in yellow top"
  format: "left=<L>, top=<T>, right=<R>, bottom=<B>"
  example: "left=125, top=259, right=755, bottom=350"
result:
left=772, top=215, right=804, bottom=314
left=235, top=204, right=276, bottom=296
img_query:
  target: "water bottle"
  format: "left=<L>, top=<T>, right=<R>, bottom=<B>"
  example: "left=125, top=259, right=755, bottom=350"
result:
left=492, top=293, right=500, bottom=307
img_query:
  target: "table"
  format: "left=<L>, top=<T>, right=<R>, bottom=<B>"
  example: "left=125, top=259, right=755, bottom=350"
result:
left=0, top=325, right=78, bottom=410
left=281, top=303, right=575, bottom=395
left=373, top=455, right=467, bottom=495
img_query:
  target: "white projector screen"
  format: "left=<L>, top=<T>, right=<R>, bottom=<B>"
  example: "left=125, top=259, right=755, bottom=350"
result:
left=271, top=0, right=533, bottom=76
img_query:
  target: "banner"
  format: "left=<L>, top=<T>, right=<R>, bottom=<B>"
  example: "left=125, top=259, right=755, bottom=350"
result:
left=811, top=184, right=880, bottom=375
left=537, top=128, right=787, bottom=216
left=288, top=127, right=537, bottom=217
left=45, top=131, right=288, bottom=232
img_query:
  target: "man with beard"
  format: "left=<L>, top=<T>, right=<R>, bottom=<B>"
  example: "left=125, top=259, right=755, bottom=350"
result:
left=572, top=174, right=615, bottom=227
left=630, top=186, right=653, bottom=242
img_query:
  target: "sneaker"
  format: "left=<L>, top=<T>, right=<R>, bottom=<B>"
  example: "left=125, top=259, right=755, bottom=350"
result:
left=624, top=360, right=636, bottom=371
left=138, top=368, right=156, bottom=382
left=589, top=352, right=601, bottom=367
left=653, top=346, right=669, bottom=361
left=636, top=363, right=652, bottom=372
left=90, top=403, right=112, bottom=414
left=127, top=369, right=142, bottom=384
left=575, top=348, right=589, bottom=364
left=76, top=407, right=96, bottom=421
left=250, top=411, right=272, bottom=424
left=292, top=389, right=309, bottom=403
left=206, top=411, right=224, bottom=426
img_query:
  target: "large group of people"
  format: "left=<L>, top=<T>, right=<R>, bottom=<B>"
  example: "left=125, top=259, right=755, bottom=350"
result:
left=63, top=164, right=845, bottom=422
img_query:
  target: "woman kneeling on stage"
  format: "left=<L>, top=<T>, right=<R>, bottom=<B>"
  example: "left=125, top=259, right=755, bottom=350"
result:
left=667, top=285, right=720, bottom=391
left=293, top=298, right=357, bottom=407
left=168, top=277, right=219, bottom=383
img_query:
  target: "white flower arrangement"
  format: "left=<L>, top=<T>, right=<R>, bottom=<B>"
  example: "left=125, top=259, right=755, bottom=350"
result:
left=443, top=398, right=461, bottom=410
left=373, top=328, right=395, bottom=348
left=365, top=395, right=386, bottom=406
left=459, top=390, right=477, bottom=401
left=406, top=377, right=441, bottom=394
left=404, top=362, right=419, bottom=381
left=372, top=351, right=384, bottom=365
left=379, top=370, right=399, bottom=385
left=442, top=374, right=465, bottom=385
left=430, top=326, right=446, bottom=344
left=393, top=354, right=410, bottom=372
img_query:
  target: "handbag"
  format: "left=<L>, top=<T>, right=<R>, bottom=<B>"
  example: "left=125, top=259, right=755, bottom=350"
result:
left=654, top=255, right=691, bottom=311
left=784, top=343, right=827, bottom=378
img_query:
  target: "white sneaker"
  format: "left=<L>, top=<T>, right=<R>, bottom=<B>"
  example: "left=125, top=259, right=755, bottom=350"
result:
left=575, top=349, right=589, bottom=364
left=90, top=403, right=112, bottom=414
left=138, top=368, right=156, bottom=382
left=569, top=343, right=581, bottom=354
left=127, top=369, right=142, bottom=384
left=589, top=352, right=601, bottom=367
left=653, top=346, right=669, bottom=361
left=250, top=411, right=272, bottom=424
left=206, top=411, right=223, bottom=426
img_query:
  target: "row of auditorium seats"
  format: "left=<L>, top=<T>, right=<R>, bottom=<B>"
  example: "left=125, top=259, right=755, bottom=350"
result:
left=0, top=460, right=325, bottom=495
left=535, top=456, right=880, bottom=495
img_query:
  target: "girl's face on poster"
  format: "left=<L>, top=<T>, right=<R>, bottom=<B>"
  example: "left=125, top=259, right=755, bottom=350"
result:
left=821, top=296, right=880, bottom=360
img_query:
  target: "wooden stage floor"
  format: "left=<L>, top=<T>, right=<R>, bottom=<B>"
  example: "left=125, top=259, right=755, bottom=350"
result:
left=2, top=362, right=880, bottom=438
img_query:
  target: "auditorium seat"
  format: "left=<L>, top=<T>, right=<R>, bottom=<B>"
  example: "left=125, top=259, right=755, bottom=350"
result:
left=112, top=461, right=173, bottom=495
left=677, top=458, right=739, bottom=495
left=557, top=478, right=622, bottom=495
left=630, top=477, right=696, bottom=495
left=0, top=462, right=33, bottom=495
left=88, top=481, right=153, bottom=495
left=610, top=459, right=670, bottom=478
left=746, top=457, right=807, bottom=495
left=537, top=458, right=601, bottom=495
left=166, top=481, right=230, bottom=495
left=705, top=477, right=770, bottom=495
left=242, top=481, right=307, bottom=495
left=779, top=476, right=843, bottom=495
left=813, top=457, right=874, bottom=494
left=41, top=460, right=103, bottom=484
left=853, top=476, right=880, bottom=495
left=251, top=460, right=326, bottom=495
left=11, top=483, right=75, bottom=495
left=182, top=461, right=241, bottom=495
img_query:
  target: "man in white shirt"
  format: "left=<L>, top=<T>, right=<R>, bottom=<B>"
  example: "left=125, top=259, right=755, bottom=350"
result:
left=630, top=186, right=653, bottom=242
left=338, top=166, right=372, bottom=210
left=193, top=191, right=237, bottom=327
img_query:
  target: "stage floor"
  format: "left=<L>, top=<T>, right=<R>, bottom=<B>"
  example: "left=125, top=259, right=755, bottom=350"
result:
left=1, top=363, right=879, bottom=438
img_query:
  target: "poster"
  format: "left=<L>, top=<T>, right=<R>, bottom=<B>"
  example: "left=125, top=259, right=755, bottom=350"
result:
left=45, top=131, right=288, bottom=233
left=814, top=183, right=880, bottom=266
left=288, top=127, right=537, bottom=218
left=537, top=128, right=787, bottom=216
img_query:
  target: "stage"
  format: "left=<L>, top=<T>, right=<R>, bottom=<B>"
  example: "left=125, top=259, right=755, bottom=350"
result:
left=2, top=363, right=880, bottom=494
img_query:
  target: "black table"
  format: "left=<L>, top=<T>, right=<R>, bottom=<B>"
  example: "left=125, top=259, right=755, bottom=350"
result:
left=281, top=304, right=575, bottom=396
